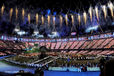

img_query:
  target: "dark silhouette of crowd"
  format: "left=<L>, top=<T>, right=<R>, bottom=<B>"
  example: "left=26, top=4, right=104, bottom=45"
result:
left=100, top=59, right=114, bottom=76
left=0, top=69, right=44, bottom=76
left=0, top=57, right=114, bottom=76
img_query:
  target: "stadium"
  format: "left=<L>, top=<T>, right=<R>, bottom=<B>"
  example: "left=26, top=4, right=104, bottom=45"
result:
left=0, top=0, right=114, bottom=76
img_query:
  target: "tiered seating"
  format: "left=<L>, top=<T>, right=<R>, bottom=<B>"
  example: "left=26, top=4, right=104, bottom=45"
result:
left=0, top=40, right=7, bottom=49
left=104, top=39, right=114, bottom=48
left=0, top=34, right=113, bottom=53
left=86, top=40, right=98, bottom=49
left=19, top=44, right=26, bottom=49
left=61, top=50, right=114, bottom=56
left=14, top=44, right=21, bottom=49
left=106, top=51, right=114, bottom=55
left=86, top=51, right=94, bottom=55
left=92, top=51, right=102, bottom=55
left=59, top=42, right=67, bottom=49
left=5, top=51, right=15, bottom=55
left=51, top=43, right=56, bottom=49
left=98, top=38, right=113, bottom=48
left=0, top=40, right=27, bottom=50
left=35, top=42, right=40, bottom=45
left=98, top=51, right=110, bottom=55
left=92, top=39, right=105, bottom=48
left=61, top=51, right=67, bottom=54
left=24, top=42, right=29, bottom=48
left=3, top=41, right=13, bottom=49
left=69, top=41, right=79, bottom=49
left=80, top=41, right=90, bottom=49
left=80, top=51, right=88, bottom=55
left=74, top=41, right=85, bottom=49
left=65, top=42, right=73, bottom=49
left=0, top=52, right=7, bottom=56
left=68, top=51, right=78, bottom=55
left=55, top=42, right=62, bottom=49
left=24, top=42, right=34, bottom=49
left=39, top=42, right=45, bottom=46
left=77, top=51, right=87, bottom=54
left=46, top=42, right=51, bottom=49
left=14, top=42, right=26, bottom=50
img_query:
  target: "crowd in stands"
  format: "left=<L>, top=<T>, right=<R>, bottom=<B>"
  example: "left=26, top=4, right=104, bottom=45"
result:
left=0, top=33, right=114, bottom=51
left=5, top=55, right=39, bottom=64
left=0, top=49, right=113, bottom=76
left=48, top=57, right=99, bottom=68
left=0, top=51, right=17, bottom=57
left=0, top=69, right=44, bottom=76
left=0, top=52, right=7, bottom=56
left=4, top=51, right=114, bottom=68
left=1, top=57, right=114, bottom=76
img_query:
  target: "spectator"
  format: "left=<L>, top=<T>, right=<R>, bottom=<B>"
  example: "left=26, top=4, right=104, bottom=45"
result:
left=35, top=68, right=44, bottom=76
left=14, top=70, right=34, bottom=76
left=100, top=59, right=114, bottom=76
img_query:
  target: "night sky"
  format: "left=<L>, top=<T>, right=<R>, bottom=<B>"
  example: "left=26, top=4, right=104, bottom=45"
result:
left=0, top=0, right=113, bottom=37
left=0, top=0, right=113, bottom=13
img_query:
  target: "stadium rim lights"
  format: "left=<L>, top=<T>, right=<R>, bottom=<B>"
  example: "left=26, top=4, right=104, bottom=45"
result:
left=17, top=31, right=26, bottom=36
left=33, top=31, right=39, bottom=35
left=86, top=26, right=99, bottom=33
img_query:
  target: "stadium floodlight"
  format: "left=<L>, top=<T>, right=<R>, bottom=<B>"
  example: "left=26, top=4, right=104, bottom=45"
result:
left=52, top=32, right=57, bottom=35
left=48, top=32, right=59, bottom=38
left=34, top=31, right=39, bottom=35
left=14, top=25, right=20, bottom=32
left=14, top=28, right=20, bottom=32
left=86, top=26, right=99, bottom=33
left=37, top=35, right=44, bottom=38
left=17, top=31, right=26, bottom=36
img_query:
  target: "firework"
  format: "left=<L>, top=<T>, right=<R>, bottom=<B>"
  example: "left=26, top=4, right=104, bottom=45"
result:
left=15, top=7, right=18, bottom=20
left=36, top=13, right=38, bottom=24
left=78, top=14, right=81, bottom=25
left=60, top=15, right=63, bottom=26
left=1, top=5, right=5, bottom=16
left=28, top=13, right=31, bottom=24
left=10, top=8, right=13, bottom=21
left=88, top=6, right=93, bottom=22
left=41, top=15, right=44, bottom=25
left=95, top=6, right=99, bottom=21
left=53, top=16, right=56, bottom=25
left=108, top=1, right=114, bottom=18
left=22, top=8, right=25, bottom=21
left=102, top=5, right=107, bottom=19
left=47, top=15, right=50, bottom=26
left=65, top=14, right=68, bottom=25
left=83, top=11, right=87, bottom=24
left=71, top=14, right=74, bottom=25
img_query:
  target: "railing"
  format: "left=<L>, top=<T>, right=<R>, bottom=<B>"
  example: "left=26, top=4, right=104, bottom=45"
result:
left=42, top=56, right=59, bottom=67
left=32, top=56, right=51, bottom=64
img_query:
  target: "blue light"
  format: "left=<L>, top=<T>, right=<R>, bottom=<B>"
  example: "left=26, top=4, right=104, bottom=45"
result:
left=53, top=12, right=57, bottom=15
left=86, top=26, right=99, bottom=33
left=1, top=36, right=4, bottom=40
left=53, top=17, right=56, bottom=21
left=17, top=31, right=26, bottom=35
left=41, top=11, right=44, bottom=15
left=112, top=22, right=114, bottom=25
left=61, top=13, right=65, bottom=16
left=69, top=10, right=79, bottom=15
left=47, top=9, right=51, bottom=15
left=48, top=32, right=59, bottom=38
